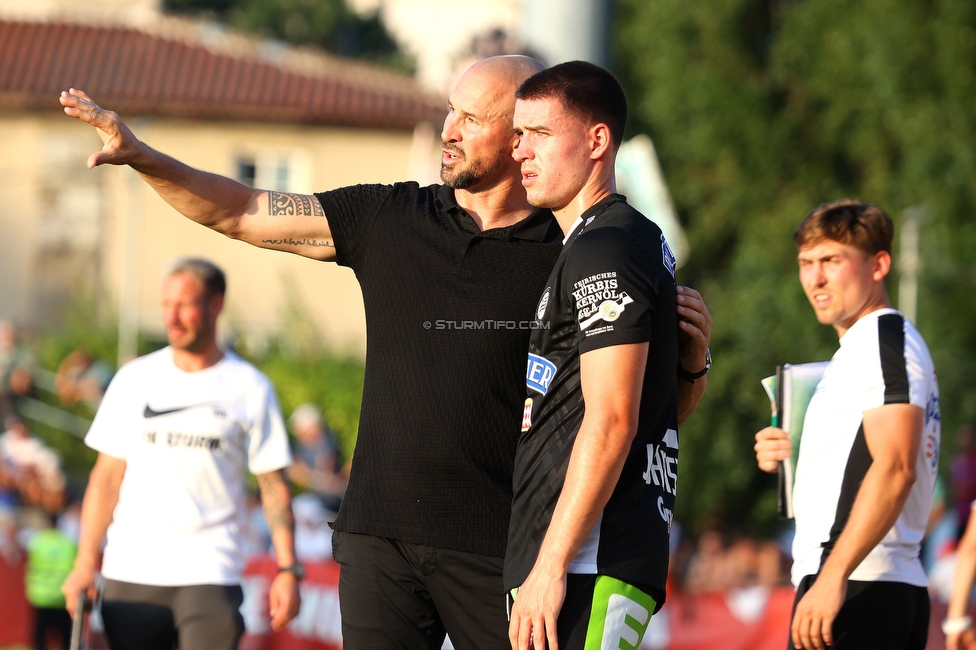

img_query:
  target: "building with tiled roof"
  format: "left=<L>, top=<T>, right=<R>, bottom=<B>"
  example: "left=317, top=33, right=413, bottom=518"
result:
left=0, top=16, right=444, bottom=128
left=0, top=0, right=446, bottom=358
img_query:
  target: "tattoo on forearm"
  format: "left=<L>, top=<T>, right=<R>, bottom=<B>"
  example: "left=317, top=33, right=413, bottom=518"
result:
left=257, top=472, right=294, bottom=533
left=262, top=238, right=334, bottom=248
left=269, top=192, right=325, bottom=217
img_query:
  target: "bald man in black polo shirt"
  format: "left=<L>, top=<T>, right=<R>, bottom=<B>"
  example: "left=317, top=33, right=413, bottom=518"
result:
left=60, top=56, right=711, bottom=650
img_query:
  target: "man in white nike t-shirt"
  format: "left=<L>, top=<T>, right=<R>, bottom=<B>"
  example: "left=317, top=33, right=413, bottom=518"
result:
left=61, top=258, right=300, bottom=650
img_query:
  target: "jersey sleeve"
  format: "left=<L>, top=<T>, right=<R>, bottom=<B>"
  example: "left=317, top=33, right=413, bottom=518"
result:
left=566, top=227, right=669, bottom=355
left=245, top=375, right=293, bottom=476
left=314, top=184, right=395, bottom=270
left=84, top=365, right=135, bottom=460
left=902, top=327, right=935, bottom=411
left=859, top=314, right=933, bottom=411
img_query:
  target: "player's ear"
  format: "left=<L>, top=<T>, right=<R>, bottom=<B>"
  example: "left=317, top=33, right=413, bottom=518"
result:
left=872, top=251, right=891, bottom=281
left=590, top=123, right=612, bottom=160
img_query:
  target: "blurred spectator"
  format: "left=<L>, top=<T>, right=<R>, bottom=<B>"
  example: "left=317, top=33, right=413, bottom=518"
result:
left=952, top=425, right=976, bottom=539
left=923, top=475, right=958, bottom=572
left=292, top=493, right=333, bottom=563
left=684, top=530, right=729, bottom=592
left=24, top=512, right=77, bottom=650
left=57, top=501, right=82, bottom=544
left=54, top=347, right=112, bottom=410
left=0, top=503, right=21, bottom=564
left=287, top=404, right=347, bottom=513
left=682, top=530, right=789, bottom=593
left=0, top=320, right=35, bottom=422
left=241, top=488, right=271, bottom=560
left=0, top=415, right=66, bottom=514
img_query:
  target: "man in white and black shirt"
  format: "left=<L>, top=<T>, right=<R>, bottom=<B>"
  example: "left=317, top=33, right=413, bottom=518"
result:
left=61, top=259, right=300, bottom=650
left=755, top=200, right=940, bottom=650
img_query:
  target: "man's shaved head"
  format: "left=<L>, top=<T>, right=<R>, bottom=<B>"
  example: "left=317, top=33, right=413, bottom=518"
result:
left=464, top=55, right=545, bottom=101
left=440, top=55, right=545, bottom=191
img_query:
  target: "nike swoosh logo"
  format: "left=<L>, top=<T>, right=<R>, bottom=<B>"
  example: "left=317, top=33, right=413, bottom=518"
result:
left=143, top=403, right=216, bottom=418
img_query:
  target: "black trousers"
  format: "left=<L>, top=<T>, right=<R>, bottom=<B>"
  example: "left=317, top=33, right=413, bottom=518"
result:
left=33, top=606, right=72, bottom=650
left=789, top=575, right=929, bottom=650
left=333, top=530, right=509, bottom=650
left=100, top=579, right=245, bottom=650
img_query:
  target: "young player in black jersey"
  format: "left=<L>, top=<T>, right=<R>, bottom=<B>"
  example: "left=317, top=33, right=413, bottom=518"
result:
left=505, top=61, right=693, bottom=650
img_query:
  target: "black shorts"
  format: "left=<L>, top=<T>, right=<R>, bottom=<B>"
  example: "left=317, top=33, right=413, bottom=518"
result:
left=789, top=575, right=929, bottom=650
left=100, top=579, right=245, bottom=650
left=332, top=530, right=509, bottom=650
left=508, top=574, right=660, bottom=650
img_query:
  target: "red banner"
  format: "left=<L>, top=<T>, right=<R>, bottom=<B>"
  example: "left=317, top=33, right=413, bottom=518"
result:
left=0, top=553, right=31, bottom=646
left=649, top=587, right=794, bottom=650
left=240, top=556, right=342, bottom=650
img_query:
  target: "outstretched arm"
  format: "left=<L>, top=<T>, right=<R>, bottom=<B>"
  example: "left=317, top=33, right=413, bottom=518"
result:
left=61, top=453, right=126, bottom=617
left=255, top=470, right=301, bottom=631
left=676, top=286, right=711, bottom=423
left=60, top=89, right=336, bottom=261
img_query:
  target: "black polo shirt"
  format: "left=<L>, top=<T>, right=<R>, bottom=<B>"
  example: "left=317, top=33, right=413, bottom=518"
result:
left=504, top=195, right=679, bottom=603
left=315, top=182, right=563, bottom=557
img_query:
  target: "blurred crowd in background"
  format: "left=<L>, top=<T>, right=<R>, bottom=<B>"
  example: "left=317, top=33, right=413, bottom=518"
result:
left=1, top=315, right=975, bottom=640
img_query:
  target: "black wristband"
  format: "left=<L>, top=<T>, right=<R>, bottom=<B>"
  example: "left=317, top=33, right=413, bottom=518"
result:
left=277, top=563, right=306, bottom=580
left=678, top=348, right=711, bottom=383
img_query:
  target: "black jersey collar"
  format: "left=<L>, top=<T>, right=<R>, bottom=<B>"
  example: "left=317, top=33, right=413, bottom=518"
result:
left=566, top=194, right=627, bottom=243
left=435, top=184, right=561, bottom=243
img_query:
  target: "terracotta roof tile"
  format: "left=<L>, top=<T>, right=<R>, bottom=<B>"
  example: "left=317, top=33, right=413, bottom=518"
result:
left=0, top=19, right=446, bottom=130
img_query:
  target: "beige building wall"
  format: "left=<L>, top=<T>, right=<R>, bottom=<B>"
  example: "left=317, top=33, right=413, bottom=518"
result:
left=0, top=114, right=42, bottom=325
left=0, top=109, right=435, bottom=359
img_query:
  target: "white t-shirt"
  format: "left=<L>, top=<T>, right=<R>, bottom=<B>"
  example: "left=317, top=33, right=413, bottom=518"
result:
left=791, top=308, right=940, bottom=587
left=86, top=348, right=291, bottom=586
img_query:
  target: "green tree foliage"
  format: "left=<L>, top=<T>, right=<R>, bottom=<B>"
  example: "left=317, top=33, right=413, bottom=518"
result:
left=615, top=0, right=976, bottom=535
left=163, top=0, right=413, bottom=71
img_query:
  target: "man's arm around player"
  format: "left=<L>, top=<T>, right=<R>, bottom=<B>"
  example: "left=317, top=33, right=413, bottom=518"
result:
left=676, top=286, right=710, bottom=424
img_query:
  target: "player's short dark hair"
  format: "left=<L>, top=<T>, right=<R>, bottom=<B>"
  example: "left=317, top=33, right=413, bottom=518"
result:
left=794, top=200, right=894, bottom=256
left=166, top=257, right=227, bottom=298
left=516, top=60, right=628, bottom=149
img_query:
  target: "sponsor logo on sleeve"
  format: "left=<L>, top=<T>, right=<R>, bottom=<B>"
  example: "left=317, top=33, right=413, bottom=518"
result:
left=521, top=398, right=533, bottom=432
left=661, top=234, right=676, bottom=278
left=526, top=354, right=557, bottom=395
left=536, top=287, right=551, bottom=321
left=573, top=272, right=636, bottom=335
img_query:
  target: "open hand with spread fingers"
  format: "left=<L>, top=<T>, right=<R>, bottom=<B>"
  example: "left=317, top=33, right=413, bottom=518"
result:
left=60, top=88, right=145, bottom=168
